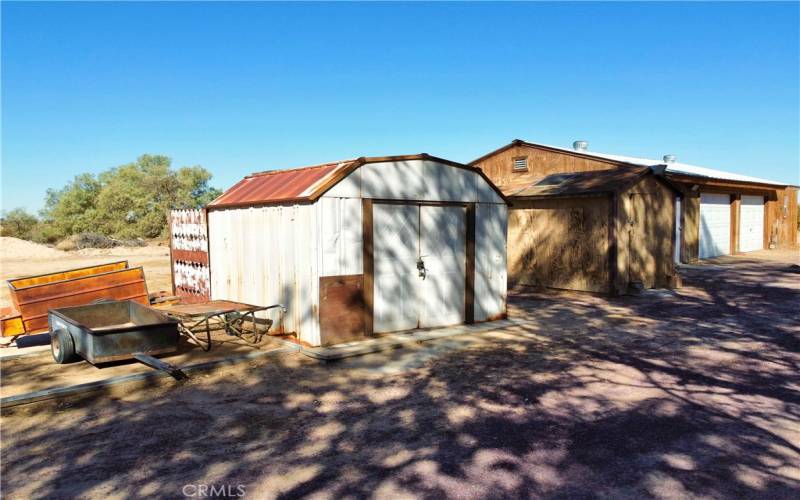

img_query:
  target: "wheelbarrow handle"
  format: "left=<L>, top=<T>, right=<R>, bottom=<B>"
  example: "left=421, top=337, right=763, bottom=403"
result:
left=261, top=304, right=287, bottom=314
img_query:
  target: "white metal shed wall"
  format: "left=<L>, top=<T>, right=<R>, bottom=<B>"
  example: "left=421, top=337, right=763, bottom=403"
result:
left=318, top=197, right=363, bottom=277
left=475, top=203, right=508, bottom=321
left=208, top=204, right=322, bottom=345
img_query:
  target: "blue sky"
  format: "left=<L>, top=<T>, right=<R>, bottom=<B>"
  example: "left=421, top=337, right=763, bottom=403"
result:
left=2, top=1, right=799, bottom=212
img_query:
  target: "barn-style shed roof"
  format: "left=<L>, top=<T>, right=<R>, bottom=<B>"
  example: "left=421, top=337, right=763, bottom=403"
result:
left=208, top=154, right=508, bottom=208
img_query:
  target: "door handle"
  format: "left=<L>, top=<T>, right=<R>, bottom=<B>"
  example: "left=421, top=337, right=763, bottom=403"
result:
left=417, top=259, right=426, bottom=279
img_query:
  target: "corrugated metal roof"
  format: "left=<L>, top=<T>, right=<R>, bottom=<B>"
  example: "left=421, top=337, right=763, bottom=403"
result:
left=552, top=147, right=792, bottom=187
left=208, top=160, right=357, bottom=208
left=208, top=154, right=510, bottom=209
left=501, top=166, right=651, bottom=198
left=473, top=139, right=794, bottom=187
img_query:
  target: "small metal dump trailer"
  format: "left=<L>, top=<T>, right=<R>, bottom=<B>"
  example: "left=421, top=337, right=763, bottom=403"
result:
left=48, top=300, right=179, bottom=365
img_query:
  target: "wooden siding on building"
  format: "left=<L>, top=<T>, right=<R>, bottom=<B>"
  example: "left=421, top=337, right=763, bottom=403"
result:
left=474, top=144, right=619, bottom=188
left=681, top=194, right=700, bottom=262
left=730, top=195, right=741, bottom=254
left=508, top=197, right=611, bottom=293
left=478, top=142, right=679, bottom=294
left=615, top=175, right=676, bottom=293
left=767, top=187, right=798, bottom=249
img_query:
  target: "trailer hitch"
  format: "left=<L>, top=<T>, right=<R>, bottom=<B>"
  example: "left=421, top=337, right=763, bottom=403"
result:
left=132, top=352, right=187, bottom=380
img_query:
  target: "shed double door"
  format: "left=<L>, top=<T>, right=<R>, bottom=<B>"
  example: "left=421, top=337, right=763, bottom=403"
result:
left=373, top=203, right=466, bottom=333
left=628, top=193, right=659, bottom=289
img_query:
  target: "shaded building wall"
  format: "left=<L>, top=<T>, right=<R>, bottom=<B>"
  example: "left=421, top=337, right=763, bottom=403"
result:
left=767, top=187, right=798, bottom=249
left=615, top=175, right=677, bottom=294
left=507, top=196, right=611, bottom=293
left=679, top=193, right=701, bottom=262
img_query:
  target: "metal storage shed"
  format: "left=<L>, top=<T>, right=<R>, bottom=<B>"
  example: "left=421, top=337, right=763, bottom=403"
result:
left=205, top=154, right=509, bottom=347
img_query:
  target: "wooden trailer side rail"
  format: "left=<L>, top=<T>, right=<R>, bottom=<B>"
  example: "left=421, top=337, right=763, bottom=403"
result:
left=2, top=262, right=150, bottom=337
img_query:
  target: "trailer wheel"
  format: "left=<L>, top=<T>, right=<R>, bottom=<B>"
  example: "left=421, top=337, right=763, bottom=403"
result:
left=51, top=329, right=79, bottom=364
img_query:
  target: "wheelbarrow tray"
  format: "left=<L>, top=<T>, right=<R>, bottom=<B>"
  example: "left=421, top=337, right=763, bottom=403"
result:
left=48, top=301, right=179, bottom=364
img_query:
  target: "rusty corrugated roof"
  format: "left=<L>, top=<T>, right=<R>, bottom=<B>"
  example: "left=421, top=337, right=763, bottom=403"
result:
left=501, top=166, right=651, bottom=198
left=208, top=159, right=357, bottom=208
left=208, top=154, right=510, bottom=209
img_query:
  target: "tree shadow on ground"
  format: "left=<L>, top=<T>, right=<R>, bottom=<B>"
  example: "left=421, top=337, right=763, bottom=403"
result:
left=2, top=257, right=799, bottom=498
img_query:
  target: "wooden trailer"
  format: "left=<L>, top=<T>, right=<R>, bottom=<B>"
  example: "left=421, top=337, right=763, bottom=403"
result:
left=1, top=261, right=149, bottom=337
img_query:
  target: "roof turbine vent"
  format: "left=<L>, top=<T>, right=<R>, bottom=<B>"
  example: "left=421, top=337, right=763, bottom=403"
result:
left=573, top=140, right=589, bottom=152
left=663, top=154, right=677, bottom=164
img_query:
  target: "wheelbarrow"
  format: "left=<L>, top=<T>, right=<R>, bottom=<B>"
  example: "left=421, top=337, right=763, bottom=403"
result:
left=48, top=300, right=185, bottom=378
left=158, top=300, right=285, bottom=352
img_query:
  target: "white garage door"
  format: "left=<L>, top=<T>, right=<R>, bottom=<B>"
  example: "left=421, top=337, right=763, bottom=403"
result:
left=739, top=195, right=764, bottom=253
left=373, top=203, right=466, bottom=333
left=699, top=193, right=731, bottom=259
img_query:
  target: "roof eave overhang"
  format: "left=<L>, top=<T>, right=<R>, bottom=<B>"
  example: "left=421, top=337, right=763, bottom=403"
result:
left=206, top=197, right=315, bottom=210
left=508, top=191, right=613, bottom=202
left=665, top=172, right=792, bottom=191
left=642, top=168, right=684, bottom=198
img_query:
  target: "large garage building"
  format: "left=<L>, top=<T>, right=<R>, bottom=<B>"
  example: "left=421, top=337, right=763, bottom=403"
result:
left=471, top=141, right=682, bottom=294
left=471, top=139, right=797, bottom=293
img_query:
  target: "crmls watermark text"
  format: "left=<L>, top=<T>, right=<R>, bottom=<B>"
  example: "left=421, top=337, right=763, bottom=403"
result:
left=182, top=484, right=247, bottom=497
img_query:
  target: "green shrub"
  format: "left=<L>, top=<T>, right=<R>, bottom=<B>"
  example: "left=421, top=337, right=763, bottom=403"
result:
left=3, top=155, right=221, bottom=244
left=0, top=208, right=39, bottom=240
left=40, top=154, right=221, bottom=241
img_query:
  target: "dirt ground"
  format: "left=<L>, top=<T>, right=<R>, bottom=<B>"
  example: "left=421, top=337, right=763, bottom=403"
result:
left=1, top=249, right=799, bottom=498
left=0, top=331, right=293, bottom=400
left=0, top=241, right=173, bottom=309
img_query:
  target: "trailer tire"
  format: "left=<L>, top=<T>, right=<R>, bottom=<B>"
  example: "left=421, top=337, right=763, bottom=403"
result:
left=51, top=329, right=79, bottom=364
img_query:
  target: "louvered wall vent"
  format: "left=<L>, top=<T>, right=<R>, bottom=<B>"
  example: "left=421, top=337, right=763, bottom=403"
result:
left=513, top=157, right=528, bottom=171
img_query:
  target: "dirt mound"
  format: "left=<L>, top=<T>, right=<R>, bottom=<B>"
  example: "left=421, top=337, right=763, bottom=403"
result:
left=1, top=237, right=65, bottom=260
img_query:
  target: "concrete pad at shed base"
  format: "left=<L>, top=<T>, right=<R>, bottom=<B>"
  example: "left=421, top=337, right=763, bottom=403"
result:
left=299, top=319, right=528, bottom=361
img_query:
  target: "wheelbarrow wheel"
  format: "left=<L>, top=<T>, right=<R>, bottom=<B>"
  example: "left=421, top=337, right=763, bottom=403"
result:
left=51, top=329, right=79, bottom=364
